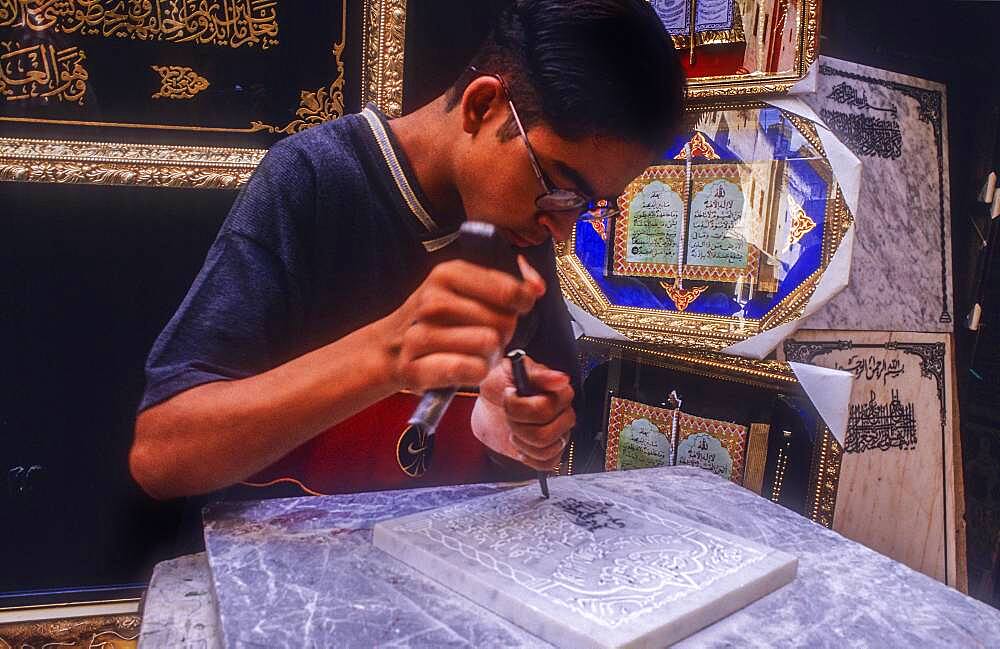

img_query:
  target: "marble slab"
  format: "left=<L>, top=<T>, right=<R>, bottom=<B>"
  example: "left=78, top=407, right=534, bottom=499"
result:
left=138, top=553, right=220, bottom=649
left=373, top=480, right=796, bottom=649
left=196, top=467, right=1000, bottom=648
left=203, top=483, right=553, bottom=648
left=800, top=56, right=953, bottom=331
left=781, top=331, right=963, bottom=588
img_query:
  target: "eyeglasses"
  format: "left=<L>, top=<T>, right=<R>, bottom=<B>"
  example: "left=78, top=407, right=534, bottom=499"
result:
left=470, top=67, right=622, bottom=223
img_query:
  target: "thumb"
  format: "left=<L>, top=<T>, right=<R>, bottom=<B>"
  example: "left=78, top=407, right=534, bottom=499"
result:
left=517, top=255, right=546, bottom=298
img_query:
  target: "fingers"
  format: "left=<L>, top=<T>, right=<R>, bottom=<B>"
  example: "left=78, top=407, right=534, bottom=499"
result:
left=516, top=255, right=546, bottom=298
left=431, top=261, right=539, bottom=315
left=402, top=326, right=501, bottom=362
left=501, top=357, right=576, bottom=469
left=392, top=259, right=543, bottom=392
left=399, top=326, right=501, bottom=390
left=412, top=289, right=518, bottom=345
left=399, top=353, right=492, bottom=391
left=502, top=383, right=574, bottom=425
left=510, top=417, right=572, bottom=469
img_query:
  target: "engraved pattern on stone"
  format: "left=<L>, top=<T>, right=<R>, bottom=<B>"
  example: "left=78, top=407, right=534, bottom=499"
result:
left=398, top=493, right=767, bottom=629
left=375, top=481, right=796, bottom=647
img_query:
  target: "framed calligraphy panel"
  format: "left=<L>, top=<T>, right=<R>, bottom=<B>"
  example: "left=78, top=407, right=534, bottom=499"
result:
left=1, top=1, right=357, bottom=146
left=558, top=101, right=853, bottom=351
left=0, top=0, right=414, bottom=189
left=651, top=0, right=821, bottom=99
left=582, top=337, right=841, bottom=527
left=610, top=161, right=780, bottom=287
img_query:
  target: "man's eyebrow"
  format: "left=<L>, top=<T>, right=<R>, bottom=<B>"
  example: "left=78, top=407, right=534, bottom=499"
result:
left=552, top=159, right=595, bottom=197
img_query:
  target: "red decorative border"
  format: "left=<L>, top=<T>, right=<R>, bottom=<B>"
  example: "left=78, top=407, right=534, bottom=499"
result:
left=605, top=397, right=675, bottom=471
left=676, top=412, right=748, bottom=484
left=612, top=164, right=760, bottom=284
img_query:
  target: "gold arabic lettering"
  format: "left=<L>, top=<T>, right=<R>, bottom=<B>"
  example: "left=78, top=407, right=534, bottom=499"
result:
left=0, top=0, right=278, bottom=50
left=1, top=40, right=88, bottom=104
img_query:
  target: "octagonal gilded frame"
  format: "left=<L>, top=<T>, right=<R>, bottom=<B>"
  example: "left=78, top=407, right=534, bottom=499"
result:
left=556, top=100, right=854, bottom=351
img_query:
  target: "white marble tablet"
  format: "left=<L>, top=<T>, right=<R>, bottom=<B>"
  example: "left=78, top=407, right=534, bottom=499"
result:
left=373, top=478, right=797, bottom=649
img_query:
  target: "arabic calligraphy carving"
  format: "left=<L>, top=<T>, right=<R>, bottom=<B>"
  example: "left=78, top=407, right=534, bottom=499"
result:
left=836, top=354, right=905, bottom=385
left=827, top=81, right=897, bottom=116
left=820, top=109, right=902, bottom=160
left=0, top=40, right=88, bottom=104
left=845, top=390, right=917, bottom=453
left=553, top=498, right=627, bottom=533
left=819, top=63, right=951, bottom=324
left=151, top=65, right=209, bottom=99
left=0, top=0, right=279, bottom=50
left=820, top=82, right=902, bottom=159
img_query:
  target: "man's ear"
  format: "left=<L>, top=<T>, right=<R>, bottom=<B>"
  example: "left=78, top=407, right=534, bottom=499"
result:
left=460, top=76, right=505, bottom=136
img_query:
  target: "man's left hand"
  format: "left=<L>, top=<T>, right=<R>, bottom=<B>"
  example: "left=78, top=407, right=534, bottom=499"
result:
left=472, top=355, right=575, bottom=471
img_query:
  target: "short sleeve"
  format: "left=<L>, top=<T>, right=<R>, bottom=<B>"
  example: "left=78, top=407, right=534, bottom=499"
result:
left=138, top=142, right=316, bottom=412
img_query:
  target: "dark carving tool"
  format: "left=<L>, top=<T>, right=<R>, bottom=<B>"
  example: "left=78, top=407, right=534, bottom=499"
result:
left=507, top=348, right=550, bottom=499
left=408, top=221, right=523, bottom=471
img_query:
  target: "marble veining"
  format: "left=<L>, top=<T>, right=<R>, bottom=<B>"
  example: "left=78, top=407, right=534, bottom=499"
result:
left=173, top=467, right=1000, bottom=648
left=374, top=481, right=795, bottom=648
left=801, top=56, right=953, bottom=332
left=138, top=552, right=220, bottom=649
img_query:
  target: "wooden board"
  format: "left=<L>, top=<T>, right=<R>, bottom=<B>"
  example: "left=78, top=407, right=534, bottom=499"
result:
left=781, top=331, right=966, bottom=590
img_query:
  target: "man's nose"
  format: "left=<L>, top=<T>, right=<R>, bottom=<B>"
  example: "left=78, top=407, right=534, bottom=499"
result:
left=539, top=213, right=575, bottom=243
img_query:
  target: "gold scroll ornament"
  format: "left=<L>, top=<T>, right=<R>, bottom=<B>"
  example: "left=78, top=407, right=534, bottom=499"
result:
left=0, top=40, right=88, bottom=104
left=151, top=65, right=209, bottom=100
left=0, top=0, right=279, bottom=50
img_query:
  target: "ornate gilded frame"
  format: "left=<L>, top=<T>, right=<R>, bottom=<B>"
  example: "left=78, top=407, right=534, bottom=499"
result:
left=0, top=612, right=141, bottom=648
left=557, top=100, right=854, bottom=351
left=683, top=0, right=822, bottom=100
left=0, top=0, right=408, bottom=190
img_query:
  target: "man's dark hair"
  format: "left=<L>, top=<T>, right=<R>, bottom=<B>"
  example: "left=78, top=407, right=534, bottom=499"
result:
left=445, top=0, right=686, bottom=148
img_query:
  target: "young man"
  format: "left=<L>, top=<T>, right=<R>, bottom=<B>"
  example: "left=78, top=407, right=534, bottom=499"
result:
left=130, top=0, right=685, bottom=499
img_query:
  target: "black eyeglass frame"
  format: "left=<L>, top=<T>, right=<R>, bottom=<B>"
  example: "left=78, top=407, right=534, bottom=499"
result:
left=468, top=66, right=623, bottom=223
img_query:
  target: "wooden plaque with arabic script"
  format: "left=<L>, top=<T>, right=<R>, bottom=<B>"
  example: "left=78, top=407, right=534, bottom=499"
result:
left=780, top=330, right=966, bottom=591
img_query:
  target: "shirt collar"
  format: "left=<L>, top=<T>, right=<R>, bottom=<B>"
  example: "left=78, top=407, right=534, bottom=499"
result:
left=360, top=104, right=461, bottom=252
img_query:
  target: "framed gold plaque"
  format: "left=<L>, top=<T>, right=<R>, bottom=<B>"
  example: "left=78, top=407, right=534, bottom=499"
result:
left=0, top=0, right=407, bottom=189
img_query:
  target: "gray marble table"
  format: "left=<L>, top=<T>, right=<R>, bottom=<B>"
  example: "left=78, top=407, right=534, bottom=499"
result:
left=138, top=467, right=1000, bottom=648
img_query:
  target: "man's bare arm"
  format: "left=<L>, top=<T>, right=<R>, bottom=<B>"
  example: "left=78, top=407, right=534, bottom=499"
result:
left=130, top=260, right=542, bottom=499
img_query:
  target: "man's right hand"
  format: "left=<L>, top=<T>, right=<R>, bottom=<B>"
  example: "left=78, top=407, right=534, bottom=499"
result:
left=383, top=257, right=545, bottom=392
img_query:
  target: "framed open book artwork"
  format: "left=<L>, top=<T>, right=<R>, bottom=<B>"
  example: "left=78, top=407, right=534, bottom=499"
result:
left=558, top=101, right=854, bottom=351
left=580, top=337, right=842, bottom=529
